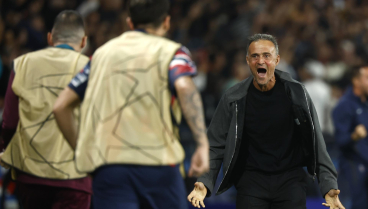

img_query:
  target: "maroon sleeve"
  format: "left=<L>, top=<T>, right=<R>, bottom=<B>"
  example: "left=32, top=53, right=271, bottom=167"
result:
left=0, top=70, right=19, bottom=151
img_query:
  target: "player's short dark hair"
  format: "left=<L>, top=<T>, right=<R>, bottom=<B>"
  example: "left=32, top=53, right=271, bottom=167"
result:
left=128, top=0, right=170, bottom=28
left=52, top=10, right=85, bottom=44
left=247, top=34, right=279, bottom=55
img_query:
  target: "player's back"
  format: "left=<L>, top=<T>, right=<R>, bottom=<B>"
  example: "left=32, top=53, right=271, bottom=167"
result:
left=14, top=47, right=88, bottom=107
left=2, top=46, right=89, bottom=179
left=76, top=31, right=185, bottom=173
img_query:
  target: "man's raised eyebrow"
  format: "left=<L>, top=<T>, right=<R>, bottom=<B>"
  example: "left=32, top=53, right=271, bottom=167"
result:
left=250, top=52, right=260, bottom=56
left=250, top=52, right=272, bottom=56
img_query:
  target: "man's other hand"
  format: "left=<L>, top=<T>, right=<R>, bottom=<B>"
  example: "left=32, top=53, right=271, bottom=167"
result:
left=322, top=189, right=345, bottom=209
left=188, top=182, right=207, bottom=208
left=188, top=144, right=209, bottom=177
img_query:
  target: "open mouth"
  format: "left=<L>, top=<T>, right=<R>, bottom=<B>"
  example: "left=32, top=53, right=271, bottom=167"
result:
left=257, top=68, right=267, bottom=77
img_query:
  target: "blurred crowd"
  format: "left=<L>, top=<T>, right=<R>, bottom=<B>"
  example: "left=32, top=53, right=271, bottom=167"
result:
left=0, top=0, right=368, bottom=207
left=1, top=0, right=368, bottom=127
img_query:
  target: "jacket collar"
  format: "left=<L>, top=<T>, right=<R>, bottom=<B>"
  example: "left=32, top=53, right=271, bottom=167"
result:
left=226, top=69, right=299, bottom=104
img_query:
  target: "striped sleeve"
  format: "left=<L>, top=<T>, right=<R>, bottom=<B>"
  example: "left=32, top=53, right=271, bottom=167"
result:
left=168, top=46, right=197, bottom=94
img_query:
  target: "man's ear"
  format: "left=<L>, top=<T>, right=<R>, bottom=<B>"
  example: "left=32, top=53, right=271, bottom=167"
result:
left=47, top=32, right=53, bottom=46
left=275, top=54, right=280, bottom=66
left=81, top=36, right=87, bottom=49
left=163, top=15, right=171, bottom=31
left=126, top=17, right=135, bottom=30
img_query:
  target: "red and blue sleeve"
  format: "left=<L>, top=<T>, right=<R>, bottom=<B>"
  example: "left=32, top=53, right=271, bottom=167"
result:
left=168, top=46, right=197, bottom=95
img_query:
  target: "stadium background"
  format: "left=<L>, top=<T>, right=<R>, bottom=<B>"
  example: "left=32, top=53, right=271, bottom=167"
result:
left=0, top=0, right=367, bottom=208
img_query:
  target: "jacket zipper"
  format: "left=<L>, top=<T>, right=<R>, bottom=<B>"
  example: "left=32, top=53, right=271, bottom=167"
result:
left=301, top=88, right=317, bottom=181
left=218, top=102, right=238, bottom=190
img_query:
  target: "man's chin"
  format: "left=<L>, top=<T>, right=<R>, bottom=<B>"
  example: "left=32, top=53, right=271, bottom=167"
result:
left=255, top=79, right=268, bottom=86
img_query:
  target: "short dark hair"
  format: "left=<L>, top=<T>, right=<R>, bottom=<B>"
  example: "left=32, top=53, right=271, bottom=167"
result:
left=247, top=34, right=279, bottom=55
left=128, top=0, right=170, bottom=28
left=52, top=10, right=85, bottom=44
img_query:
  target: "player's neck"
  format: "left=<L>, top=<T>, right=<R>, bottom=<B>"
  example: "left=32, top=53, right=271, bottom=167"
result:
left=142, top=27, right=166, bottom=37
left=53, top=42, right=81, bottom=52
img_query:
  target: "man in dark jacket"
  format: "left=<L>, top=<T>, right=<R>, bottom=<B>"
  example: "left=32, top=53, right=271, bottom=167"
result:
left=188, top=34, right=344, bottom=209
left=333, top=66, right=368, bottom=209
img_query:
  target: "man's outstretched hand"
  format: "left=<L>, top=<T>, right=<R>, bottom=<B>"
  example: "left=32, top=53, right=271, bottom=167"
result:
left=188, top=182, right=207, bottom=208
left=323, top=189, right=345, bottom=209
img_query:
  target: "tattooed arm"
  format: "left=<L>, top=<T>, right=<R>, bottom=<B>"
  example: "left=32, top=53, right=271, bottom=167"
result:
left=175, top=76, right=207, bottom=146
left=175, top=76, right=209, bottom=177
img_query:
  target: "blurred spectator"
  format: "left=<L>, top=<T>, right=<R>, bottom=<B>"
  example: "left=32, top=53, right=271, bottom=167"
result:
left=300, top=60, right=331, bottom=133
left=333, top=66, right=368, bottom=209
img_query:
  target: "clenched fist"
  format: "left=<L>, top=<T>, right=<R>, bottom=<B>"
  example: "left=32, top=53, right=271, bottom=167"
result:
left=351, top=124, right=367, bottom=141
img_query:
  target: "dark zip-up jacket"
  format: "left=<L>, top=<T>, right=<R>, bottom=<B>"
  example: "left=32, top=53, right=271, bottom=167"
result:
left=198, top=70, right=338, bottom=198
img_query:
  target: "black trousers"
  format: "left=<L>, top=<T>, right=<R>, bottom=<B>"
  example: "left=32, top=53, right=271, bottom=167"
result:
left=235, top=167, right=308, bottom=209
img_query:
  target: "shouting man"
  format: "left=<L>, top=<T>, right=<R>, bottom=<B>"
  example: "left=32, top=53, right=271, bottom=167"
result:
left=188, top=34, right=344, bottom=209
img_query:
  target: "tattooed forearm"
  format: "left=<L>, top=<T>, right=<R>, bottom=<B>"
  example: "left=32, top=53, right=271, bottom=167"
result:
left=175, top=76, right=208, bottom=147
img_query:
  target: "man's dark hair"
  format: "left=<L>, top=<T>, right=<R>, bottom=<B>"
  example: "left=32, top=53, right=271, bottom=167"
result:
left=247, top=34, right=279, bottom=55
left=52, top=10, right=85, bottom=44
left=128, top=0, right=170, bottom=28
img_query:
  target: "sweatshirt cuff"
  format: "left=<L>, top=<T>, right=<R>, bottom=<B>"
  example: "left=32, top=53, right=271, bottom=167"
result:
left=197, top=177, right=214, bottom=197
left=320, top=180, right=338, bottom=198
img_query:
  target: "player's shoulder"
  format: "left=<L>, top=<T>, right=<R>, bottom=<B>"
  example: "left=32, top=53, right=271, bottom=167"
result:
left=13, top=47, right=52, bottom=65
left=145, top=33, right=183, bottom=53
left=171, top=46, right=193, bottom=62
left=138, top=31, right=180, bottom=45
left=132, top=30, right=182, bottom=50
left=95, top=31, right=183, bottom=58
left=174, top=46, right=191, bottom=56
left=78, top=53, right=90, bottom=62
left=92, top=32, right=131, bottom=57
left=15, top=47, right=47, bottom=60
left=20, top=47, right=86, bottom=58
left=93, top=34, right=124, bottom=55
left=160, top=37, right=181, bottom=47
